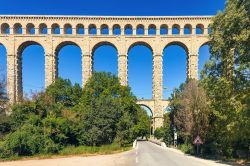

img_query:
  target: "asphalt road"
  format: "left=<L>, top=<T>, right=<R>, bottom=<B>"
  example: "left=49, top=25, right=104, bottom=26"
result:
left=0, top=141, right=231, bottom=166
left=135, top=141, right=229, bottom=166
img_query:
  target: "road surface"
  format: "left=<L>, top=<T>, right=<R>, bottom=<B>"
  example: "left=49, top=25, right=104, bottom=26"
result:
left=0, top=141, right=231, bottom=166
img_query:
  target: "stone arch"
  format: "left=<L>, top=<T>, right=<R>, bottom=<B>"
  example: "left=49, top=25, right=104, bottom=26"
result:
left=1, top=23, right=10, bottom=34
left=138, top=104, right=153, bottom=116
left=172, top=24, right=180, bottom=35
left=136, top=24, right=144, bottom=35
left=91, top=41, right=118, bottom=55
left=51, top=23, right=60, bottom=34
left=128, top=41, right=153, bottom=54
left=54, top=41, right=82, bottom=57
left=163, top=41, right=189, bottom=54
left=39, top=23, right=47, bottom=34
left=14, top=23, right=22, bottom=34
left=196, top=24, right=205, bottom=34
left=26, top=23, right=35, bottom=34
left=88, top=24, right=97, bottom=35
left=76, top=24, right=84, bottom=34
left=148, top=24, right=156, bottom=35
left=163, top=41, right=189, bottom=98
left=160, top=24, right=168, bottom=35
left=64, top=24, right=72, bottom=34
left=112, top=24, right=121, bottom=35
left=124, top=24, right=133, bottom=35
left=184, top=24, right=192, bottom=34
left=54, top=41, right=82, bottom=84
left=101, top=24, right=109, bottom=35
left=16, top=41, right=45, bottom=100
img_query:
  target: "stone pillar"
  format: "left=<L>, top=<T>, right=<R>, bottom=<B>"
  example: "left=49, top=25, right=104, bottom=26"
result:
left=85, top=28, right=89, bottom=35
left=15, top=54, right=22, bottom=102
left=188, top=54, right=198, bottom=79
left=118, top=54, right=128, bottom=86
left=82, top=54, right=92, bottom=86
left=153, top=54, right=164, bottom=129
left=133, top=28, right=136, bottom=35
left=7, top=55, right=16, bottom=103
left=45, top=54, right=57, bottom=87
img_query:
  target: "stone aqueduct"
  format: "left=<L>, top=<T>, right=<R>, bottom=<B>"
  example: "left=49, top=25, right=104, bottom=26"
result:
left=0, top=15, right=211, bottom=130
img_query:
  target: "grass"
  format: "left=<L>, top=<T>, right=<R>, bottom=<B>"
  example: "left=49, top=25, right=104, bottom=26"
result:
left=0, top=143, right=132, bottom=162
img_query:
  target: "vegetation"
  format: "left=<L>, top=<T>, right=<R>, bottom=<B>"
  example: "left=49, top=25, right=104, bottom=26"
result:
left=156, top=0, right=250, bottom=159
left=0, top=72, right=149, bottom=159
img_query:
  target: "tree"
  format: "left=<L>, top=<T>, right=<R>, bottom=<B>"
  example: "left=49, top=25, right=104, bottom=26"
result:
left=132, top=108, right=151, bottom=139
left=201, top=0, right=250, bottom=157
left=75, top=72, right=139, bottom=146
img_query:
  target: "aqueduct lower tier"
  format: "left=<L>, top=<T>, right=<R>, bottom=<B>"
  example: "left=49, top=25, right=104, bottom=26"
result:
left=0, top=15, right=211, bottom=130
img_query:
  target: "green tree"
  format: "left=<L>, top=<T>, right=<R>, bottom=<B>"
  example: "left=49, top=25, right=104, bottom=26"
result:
left=75, top=72, right=139, bottom=146
left=201, top=0, right=250, bottom=157
left=132, top=108, right=151, bottom=139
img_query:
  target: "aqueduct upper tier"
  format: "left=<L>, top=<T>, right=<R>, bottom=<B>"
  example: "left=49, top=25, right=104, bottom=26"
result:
left=0, top=15, right=212, bottom=130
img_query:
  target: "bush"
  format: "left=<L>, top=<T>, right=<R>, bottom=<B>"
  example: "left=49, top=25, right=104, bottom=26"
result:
left=179, top=141, right=194, bottom=154
left=154, top=127, right=164, bottom=139
left=0, top=124, right=60, bottom=158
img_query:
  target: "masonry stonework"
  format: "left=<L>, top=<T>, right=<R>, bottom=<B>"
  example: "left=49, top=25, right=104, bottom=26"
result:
left=0, top=15, right=211, bottom=131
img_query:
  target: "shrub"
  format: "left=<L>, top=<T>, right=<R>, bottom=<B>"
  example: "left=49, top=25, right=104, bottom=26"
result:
left=179, top=141, right=194, bottom=154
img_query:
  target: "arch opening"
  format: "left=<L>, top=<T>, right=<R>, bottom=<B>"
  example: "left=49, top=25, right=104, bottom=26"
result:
left=92, top=42, right=118, bottom=76
left=14, top=23, right=22, bottom=34
left=198, top=43, right=210, bottom=79
left=26, top=23, right=35, bottom=34
left=39, top=23, right=47, bottom=34
left=163, top=42, right=188, bottom=99
left=113, top=24, right=121, bottom=35
left=128, top=42, right=153, bottom=99
left=17, top=41, right=45, bottom=99
left=64, top=24, right=72, bottom=34
left=172, top=24, right=180, bottom=35
left=1, top=23, right=10, bottom=34
left=148, top=24, right=156, bottom=35
left=184, top=24, right=192, bottom=35
left=136, top=24, right=144, bottom=35
left=52, top=23, right=60, bottom=34
left=89, top=24, right=97, bottom=35
left=76, top=24, right=84, bottom=34
left=0, top=43, right=7, bottom=96
left=125, top=24, right=132, bottom=35
left=55, top=42, right=82, bottom=86
left=160, top=24, right=168, bottom=35
left=101, top=24, right=109, bottom=35
left=196, top=24, right=204, bottom=34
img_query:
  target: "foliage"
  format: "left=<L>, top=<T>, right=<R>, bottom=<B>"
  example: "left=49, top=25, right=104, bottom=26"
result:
left=200, top=0, right=250, bottom=158
left=132, top=108, right=151, bottom=139
left=0, top=73, right=141, bottom=158
left=179, top=141, right=194, bottom=154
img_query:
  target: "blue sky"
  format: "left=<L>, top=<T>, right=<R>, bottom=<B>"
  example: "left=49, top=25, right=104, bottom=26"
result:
left=0, top=0, right=225, bottom=99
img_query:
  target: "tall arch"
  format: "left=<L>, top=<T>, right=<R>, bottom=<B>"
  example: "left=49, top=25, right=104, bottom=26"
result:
left=55, top=41, right=82, bottom=86
left=163, top=42, right=188, bottom=99
left=198, top=42, right=210, bottom=79
left=196, top=24, right=205, bottom=34
left=76, top=24, right=84, bottom=34
left=17, top=41, right=45, bottom=99
left=92, top=41, right=118, bottom=75
left=89, top=24, right=97, bottom=35
left=0, top=43, right=7, bottom=92
left=148, top=24, right=156, bottom=35
left=128, top=42, right=153, bottom=99
left=184, top=24, right=192, bottom=34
